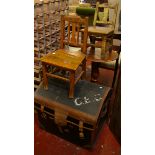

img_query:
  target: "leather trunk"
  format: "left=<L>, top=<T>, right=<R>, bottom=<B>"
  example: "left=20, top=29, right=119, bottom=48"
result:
left=34, top=79, right=111, bottom=148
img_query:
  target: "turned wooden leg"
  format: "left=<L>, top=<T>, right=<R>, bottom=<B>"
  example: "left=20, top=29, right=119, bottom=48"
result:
left=69, top=71, right=75, bottom=98
left=91, top=61, right=99, bottom=82
left=42, top=63, right=48, bottom=90
left=81, top=58, right=86, bottom=79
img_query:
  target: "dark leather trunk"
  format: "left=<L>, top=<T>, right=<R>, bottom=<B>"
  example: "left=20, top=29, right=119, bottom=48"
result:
left=34, top=79, right=111, bottom=148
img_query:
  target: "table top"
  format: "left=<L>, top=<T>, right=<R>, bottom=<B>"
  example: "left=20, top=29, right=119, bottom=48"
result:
left=87, top=50, right=118, bottom=62
left=40, top=49, right=86, bottom=71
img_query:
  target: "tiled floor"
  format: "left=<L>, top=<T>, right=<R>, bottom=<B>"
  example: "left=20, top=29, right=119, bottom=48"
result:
left=34, top=61, right=121, bottom=155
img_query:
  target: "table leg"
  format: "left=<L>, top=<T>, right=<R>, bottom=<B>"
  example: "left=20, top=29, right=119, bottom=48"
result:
left=81, top=58, right=86, bottom=79
left=91, top=61, right=99, bottom=82
left=69, top=71, right=75, bottom=98
left=42, top=63, right=48, bottom=90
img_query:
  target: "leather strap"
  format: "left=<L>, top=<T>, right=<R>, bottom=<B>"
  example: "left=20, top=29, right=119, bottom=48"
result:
left=79, top=121, right=84, bottom=139
left=54, top=109, right=68, bottom=126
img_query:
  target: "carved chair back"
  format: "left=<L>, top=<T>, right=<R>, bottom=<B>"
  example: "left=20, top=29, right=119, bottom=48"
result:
left=60, top=15, right=88, bottom=54
left=93, top=2, right=118, bottom=30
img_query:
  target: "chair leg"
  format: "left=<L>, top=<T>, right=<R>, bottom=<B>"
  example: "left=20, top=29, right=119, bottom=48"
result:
left=101, top=35, right=107, bottom=55
left=109, top=36, right=113, bottom=53
left=91, top=61, right=99, bottom=82
left=69, top=71, right=75, bottom=98
left=42, top=63, right=48, bottom=90
left=89, top=35, right=96, bottom=54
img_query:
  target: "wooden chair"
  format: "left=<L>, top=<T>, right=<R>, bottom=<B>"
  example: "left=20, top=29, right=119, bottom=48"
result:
left=41, top=15, right=88, bottom=98
left=91, top=33, right=121, bottom=88
left=93, top=2, right=118, bottom=28
left=89, top=2, right=119, bottom=54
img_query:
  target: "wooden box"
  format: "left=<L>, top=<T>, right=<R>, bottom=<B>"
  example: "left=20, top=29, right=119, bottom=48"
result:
left=34, top=79, right=111, bottom=148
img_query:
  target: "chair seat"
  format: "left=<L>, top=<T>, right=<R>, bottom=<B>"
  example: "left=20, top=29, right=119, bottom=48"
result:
left=88, top=26, right=114, bottom=35
left=41, top=49, right=86, bottom=71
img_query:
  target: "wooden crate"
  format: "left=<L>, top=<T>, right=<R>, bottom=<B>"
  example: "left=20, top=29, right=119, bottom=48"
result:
left=34, top=79, right=111, bottom=147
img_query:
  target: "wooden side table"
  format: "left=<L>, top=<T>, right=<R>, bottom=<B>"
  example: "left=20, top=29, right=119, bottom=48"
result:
left=81, top=26, right=119, bottom=83
left=87, top=49, right=118, bottom=83
left=41, top=49, right=86, bottom=98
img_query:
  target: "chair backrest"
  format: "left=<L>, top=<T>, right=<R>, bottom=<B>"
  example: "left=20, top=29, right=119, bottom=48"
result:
left=60, top=15, right=88, bottom=54
left=93, top=2, right=118, bottom=29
